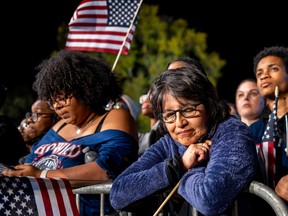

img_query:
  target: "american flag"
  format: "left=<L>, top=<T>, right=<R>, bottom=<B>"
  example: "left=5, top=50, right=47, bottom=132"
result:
left=261, top=86, right=279, bottom=188
left=65, top=0, right=141, bottom=54
left=0, top=176, right=79, bottom=216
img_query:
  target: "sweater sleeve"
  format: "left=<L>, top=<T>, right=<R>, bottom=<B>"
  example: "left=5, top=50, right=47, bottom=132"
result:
left=178, top=117, right=258, bottom=216
left=110, top=136, right=176, bottom=210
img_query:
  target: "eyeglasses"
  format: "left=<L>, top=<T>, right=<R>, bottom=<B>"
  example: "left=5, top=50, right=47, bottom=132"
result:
left=18, top=121, right=28, bottom=132
left=139, top=94, right=148, bottom=104
left=158, top=103, right=202, bottom=123
left=25, top=112, right=54, bottom=123
left=48, top=95, right=73, bottom=110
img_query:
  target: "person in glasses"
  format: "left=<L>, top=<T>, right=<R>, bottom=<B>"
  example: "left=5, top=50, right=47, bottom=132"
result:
left=18, top=99, right=59, bottom=164
left=2, top=50, right=139, bottom=216
left=138, top=57, right=207, bottom=157
left=110, top=67, right=258, bottom=215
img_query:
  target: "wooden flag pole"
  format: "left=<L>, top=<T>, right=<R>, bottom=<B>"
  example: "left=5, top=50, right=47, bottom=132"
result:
left=285, top=114, right=288, bottom=156
left=153, top=179, right=181, bottom=216
left=111, top=0, right=143, bottom=72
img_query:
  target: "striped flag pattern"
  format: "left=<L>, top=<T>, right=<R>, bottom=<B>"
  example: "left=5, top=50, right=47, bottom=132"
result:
left=65, top=0, right=141, bottom=54
left=0, top=176, right=79, bottom=216
left=261, top=87, right=279, bottom=188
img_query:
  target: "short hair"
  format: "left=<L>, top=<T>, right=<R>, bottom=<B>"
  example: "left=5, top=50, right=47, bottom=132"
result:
left=253, top=46, right=288, bottom=74
left=32, top=50, right=122, bottom=114
left=149, top=66, right=230, bottom=128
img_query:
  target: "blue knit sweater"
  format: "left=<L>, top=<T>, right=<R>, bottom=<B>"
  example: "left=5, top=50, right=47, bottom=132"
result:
left=110, top=116, right=258, bottom=216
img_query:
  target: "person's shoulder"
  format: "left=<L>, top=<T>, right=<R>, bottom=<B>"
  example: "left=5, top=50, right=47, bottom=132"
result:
left=219, top=116, right=251, bottom=132
left=104, top=108, right=138, bottom=140
left=220, top=115, right=242, bottom=125
left=105, top=109, right=136, bottom=130
left=250, top=118, right=266, bottom=129
left=107, top=107, right=135, bottom=120
left=52, top=119, right=66, bottom=132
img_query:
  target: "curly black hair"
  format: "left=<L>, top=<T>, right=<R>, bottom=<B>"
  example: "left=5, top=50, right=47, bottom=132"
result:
left=32, top=50, right=122, bottom=114
left=253, top=46, right=288, bottom=74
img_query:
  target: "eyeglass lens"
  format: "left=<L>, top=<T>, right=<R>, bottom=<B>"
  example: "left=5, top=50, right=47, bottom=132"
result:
left=49, top=95, right=72, bottom=110
left=160, top=103, right=201, bottom=123
left=139, top=94, right=148, bottom=104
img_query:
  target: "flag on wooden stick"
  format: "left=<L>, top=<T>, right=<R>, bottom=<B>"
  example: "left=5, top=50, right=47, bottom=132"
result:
left=0, top=176, right=79, bottom=216
left=261, top=86, right=279, bottom=188
left=65, top=0, right=142, bottom=55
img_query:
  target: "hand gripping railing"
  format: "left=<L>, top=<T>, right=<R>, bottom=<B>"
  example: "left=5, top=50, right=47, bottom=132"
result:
left=72, top=181, right=288, bottom=216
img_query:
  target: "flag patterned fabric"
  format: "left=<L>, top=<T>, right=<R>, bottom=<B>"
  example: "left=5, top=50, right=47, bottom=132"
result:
left=261, top=92, right=279, bottom=188
left=0, top=176, right=79, bottom=216
left=65, top=0, right=141, bottom=54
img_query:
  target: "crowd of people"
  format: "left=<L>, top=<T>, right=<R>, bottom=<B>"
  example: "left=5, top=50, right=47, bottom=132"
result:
left=0, top=46, right=288, bottom=216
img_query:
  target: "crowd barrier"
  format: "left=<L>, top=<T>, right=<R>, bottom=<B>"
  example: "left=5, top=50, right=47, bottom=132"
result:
left=72, top=181, right=288, bottom=216
left=247, top=181, right=288, bottom=216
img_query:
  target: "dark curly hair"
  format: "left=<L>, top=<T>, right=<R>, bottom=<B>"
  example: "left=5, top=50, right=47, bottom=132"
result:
left=149, top=67, right=230, bottom=129
left=32, top=50, right=122, bottom=114
left=253, top=46, right=288, bottom=74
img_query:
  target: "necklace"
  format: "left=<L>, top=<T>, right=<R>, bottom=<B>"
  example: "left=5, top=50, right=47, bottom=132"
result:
left=75, top=113, right=98, bottom=135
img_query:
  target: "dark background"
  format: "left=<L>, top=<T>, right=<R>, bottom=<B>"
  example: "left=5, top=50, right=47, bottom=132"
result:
left=3, top=1, right=288, bottom=104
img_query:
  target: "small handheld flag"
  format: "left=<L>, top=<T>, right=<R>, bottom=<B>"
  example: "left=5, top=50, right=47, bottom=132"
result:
left=261, top=86, right=279, bottom=188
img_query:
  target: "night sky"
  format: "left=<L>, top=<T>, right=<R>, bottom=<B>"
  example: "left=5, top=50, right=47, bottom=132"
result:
left=152, top=1, right=288, bottom=103
left=3, top=1, right=288, bottom=104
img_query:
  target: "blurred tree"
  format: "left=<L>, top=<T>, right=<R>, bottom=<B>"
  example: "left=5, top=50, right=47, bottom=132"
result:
left=3, top=4, right=226, bottom=131
left=89, top=5, right=226, bottom=131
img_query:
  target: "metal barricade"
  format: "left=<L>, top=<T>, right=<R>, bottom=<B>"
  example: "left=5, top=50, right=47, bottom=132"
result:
left=73, top=182, right=112, bottom=216
left=247, top=181, right=288, bottom=216
left=72, top=181, right=288, bottom=216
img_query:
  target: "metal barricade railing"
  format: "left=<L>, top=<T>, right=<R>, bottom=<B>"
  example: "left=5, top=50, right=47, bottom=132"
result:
left=73, top=182, right=112, bottom=216
left=247, top=181, right=288, bottom=216
left=72, top=181, right=288, bottom=216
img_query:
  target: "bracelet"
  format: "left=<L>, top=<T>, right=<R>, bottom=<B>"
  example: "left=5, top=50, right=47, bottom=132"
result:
left=40, top=170, right=48, bottom=178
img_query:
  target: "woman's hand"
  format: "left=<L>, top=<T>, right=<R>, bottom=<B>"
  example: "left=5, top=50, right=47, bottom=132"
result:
left=275, top=175, right=288, bottom=201
left=2, top=164, right=41, bottom=177
left=182, top=140, right=212, bottom=170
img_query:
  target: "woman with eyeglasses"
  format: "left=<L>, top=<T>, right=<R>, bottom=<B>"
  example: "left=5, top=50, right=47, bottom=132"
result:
left=110, top=67, right=259, bottom=215
left=2, top=50, right=139, bottom=215
left=18, top=99, right=59, bottom=164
